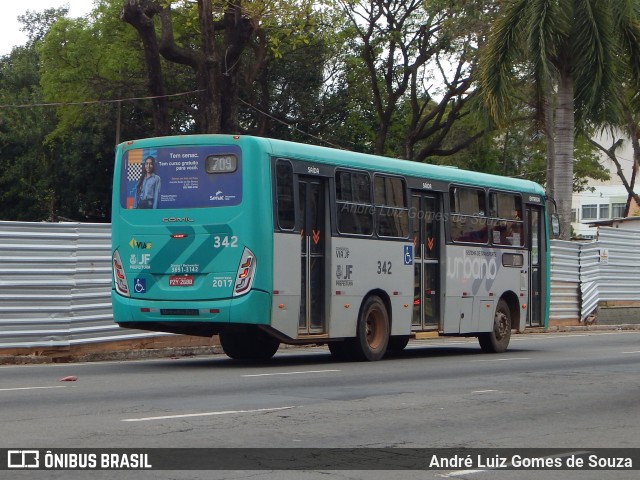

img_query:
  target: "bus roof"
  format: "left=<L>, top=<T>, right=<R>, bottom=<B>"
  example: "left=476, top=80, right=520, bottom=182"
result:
left=119, top=134, right=546, bottom=196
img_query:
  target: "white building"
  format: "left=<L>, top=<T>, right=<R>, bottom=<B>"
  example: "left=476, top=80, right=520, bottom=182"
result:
left=571, top=185, right=630, bottom=239
left=570, top=130, right=638, bottom=239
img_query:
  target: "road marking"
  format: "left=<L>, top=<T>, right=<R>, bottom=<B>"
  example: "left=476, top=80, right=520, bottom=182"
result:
left=511, top=333, right=589, bottom=341
left=122, top=406, right=296, bottom=422
left=471, top=389, right=498, bottom=394
left=437, top=450, right=591, bottom=478
left=437, top=469, right=487, bottom=478
left=242, top=369, right=340, bottom=378
left=0, top=386, right=67, bottom=392
left=471, top=357, right=530, bottom=362
left=622, top=350, right=640, bottom=354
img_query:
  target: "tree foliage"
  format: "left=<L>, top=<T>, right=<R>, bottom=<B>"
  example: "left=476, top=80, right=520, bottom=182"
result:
left=334, top=0, right=486, bottom=159
left=479, top=0, right=640, bottom=238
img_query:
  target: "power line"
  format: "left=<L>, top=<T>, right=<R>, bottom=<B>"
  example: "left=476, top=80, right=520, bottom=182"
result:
left=0, top=89, right=204, bottom=109
left=237, top=98, right=346, bottom=150
left=0, top=87, right=348, bottom=150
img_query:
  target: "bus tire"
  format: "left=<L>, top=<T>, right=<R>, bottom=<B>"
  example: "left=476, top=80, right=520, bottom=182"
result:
left=352, top=295, right=390, bottom=361
left=219, top=330, right=280, bottom=360
left=478, top=299, right=512, bottom=353
left=328, top=341, right=354, bottom=361
left=386, top=335, right=410, bottom=353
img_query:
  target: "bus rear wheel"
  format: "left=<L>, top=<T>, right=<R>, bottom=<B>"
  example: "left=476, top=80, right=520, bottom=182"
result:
left=352, top=295, right=390, bottom=361
left=478, top=299, right=512, bottom=353
left=219, top=329, right=280, bottom=360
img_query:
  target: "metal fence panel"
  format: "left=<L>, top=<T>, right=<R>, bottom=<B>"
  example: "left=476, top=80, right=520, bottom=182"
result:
left=549, top=240, right=581, bottom=322
left=0, top=221, right=163, bottom=349
left=577, top=227, right=640, bottom=321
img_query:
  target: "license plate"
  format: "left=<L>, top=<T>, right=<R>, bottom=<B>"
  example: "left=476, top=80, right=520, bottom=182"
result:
left=169, top=275, right=194, bottom=286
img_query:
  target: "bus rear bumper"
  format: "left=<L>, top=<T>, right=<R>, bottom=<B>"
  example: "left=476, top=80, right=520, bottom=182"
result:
left=112, top=289, right=272, bottom=336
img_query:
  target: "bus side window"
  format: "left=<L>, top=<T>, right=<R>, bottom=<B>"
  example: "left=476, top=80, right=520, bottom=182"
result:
left=449, top=186, right=488, bottom=243
left=335, top=170, right=374, bottom=235
left=489, top=192, right=524, bottom=246
left=275, top=160, right=295, bottom=230
left=374, top=175, right=409, bottom=238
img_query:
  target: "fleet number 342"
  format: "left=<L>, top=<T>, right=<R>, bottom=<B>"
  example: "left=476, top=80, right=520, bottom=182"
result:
left=213, top=236, right=238, bottom=248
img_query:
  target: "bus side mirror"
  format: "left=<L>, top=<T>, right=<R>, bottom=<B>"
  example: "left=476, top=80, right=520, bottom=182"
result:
left=550, top=213, right=560, bottom=237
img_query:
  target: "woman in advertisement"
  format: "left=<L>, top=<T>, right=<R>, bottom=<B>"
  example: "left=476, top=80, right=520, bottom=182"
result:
left=134, top=156, right=161, bottom=209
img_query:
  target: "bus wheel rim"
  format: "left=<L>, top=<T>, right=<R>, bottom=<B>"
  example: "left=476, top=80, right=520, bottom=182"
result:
left=495, top=310, right=508, bottom=339
left=365, top=308, right=384, bottom=349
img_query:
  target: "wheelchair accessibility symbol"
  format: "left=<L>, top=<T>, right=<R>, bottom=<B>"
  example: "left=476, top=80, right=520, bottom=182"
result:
left=134, top=277, right=146, bottom=294
left=404, top=245, right=413, bottom=265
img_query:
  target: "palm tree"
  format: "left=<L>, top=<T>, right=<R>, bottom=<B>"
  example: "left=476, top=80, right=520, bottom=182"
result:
left=479, top=0, right=640, bottom=239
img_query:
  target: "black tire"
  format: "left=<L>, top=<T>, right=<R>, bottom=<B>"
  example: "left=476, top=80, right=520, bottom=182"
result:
left=352, top=295, right=390, bottom=361
left=478, top=299, right=512, bottom=353
left=219, top=330, right=280, bottom=360
left=386, top=335, right=410, bottom=352
left=328, top=341, right=353, bottom=361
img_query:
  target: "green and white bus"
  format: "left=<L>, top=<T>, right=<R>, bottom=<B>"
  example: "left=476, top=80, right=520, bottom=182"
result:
left=111, top=135, right=552, bottom=361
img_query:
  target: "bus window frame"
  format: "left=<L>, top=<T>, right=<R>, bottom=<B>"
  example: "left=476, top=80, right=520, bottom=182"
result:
left=447, top=185, right=490, bottom=245
left=334, top=168, right=375, bottom=238
left=372, top=173, right=410, bottom=240
left=487, top=190, right=525, bottom=248
left=272, top=158, right=297, bottom=232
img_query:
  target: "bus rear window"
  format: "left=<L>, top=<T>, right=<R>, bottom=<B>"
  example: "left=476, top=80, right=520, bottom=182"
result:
left=119, top=145, right=242, bottom=209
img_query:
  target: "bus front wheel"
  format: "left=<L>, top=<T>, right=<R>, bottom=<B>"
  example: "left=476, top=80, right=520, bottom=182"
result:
left=478, top=299, right=512, bottom=353
left=219, top=330, right=280, bottom=360
left=352, top=295, right=390, bottom=361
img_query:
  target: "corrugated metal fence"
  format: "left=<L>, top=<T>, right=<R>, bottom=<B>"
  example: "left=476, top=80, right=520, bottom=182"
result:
left=1, top=222, right=638, bottom=350
left=550, top=227, right=640, bottom=324
left=580, top=227, right=640, bottom=321
left=0, top=221, right=159, bottom=350
left=549, top=240, right=581, bottom=323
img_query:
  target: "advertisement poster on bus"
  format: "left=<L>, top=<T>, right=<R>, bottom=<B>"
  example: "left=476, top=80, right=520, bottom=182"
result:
left=120, top=145, right=242, bottom=209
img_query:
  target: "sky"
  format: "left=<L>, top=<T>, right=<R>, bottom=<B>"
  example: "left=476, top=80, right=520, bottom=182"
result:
left=1, top=1, right=95, bottom=56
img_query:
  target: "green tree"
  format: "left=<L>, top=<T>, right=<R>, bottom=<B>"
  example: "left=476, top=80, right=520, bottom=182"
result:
left=0, top=7, right=69, bottom=220
left=439, top=112, right=609, bottom=191
left=122, top=0, right=318, bottom=134
left=479, top=0, right=640, bottom=239
left=335, top=0, right=486, bottom=159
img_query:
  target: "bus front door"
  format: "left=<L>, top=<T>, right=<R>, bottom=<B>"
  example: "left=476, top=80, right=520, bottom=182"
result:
left=411, top=194, right=441, bottom=330
left=527, top=205, right=544, bottom=326
left=298, top=177, right=327, bottom=335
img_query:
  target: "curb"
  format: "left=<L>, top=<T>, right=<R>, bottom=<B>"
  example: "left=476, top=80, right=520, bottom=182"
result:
left=0, top=345, right=223, bottom=366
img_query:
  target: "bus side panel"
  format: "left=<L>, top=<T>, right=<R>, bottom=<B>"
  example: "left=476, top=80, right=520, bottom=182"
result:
left=328, top=237, right=413, bottom=338
left=271, top=232, right=302, bottom=339
left=442, top=245, right=524, bottom=334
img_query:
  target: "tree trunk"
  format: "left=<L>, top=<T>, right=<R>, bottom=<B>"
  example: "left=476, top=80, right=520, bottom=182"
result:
left=543, top=93, right=556, bottom=200
left=554, top=69, right=575, bottom=240
left=220, top=2, right=253, bottom=133
left=121, top=0, right=171, bottom=136
left=197, top=0, right=221, bottom=133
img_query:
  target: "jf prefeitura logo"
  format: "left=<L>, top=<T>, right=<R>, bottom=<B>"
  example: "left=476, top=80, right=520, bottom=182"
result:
left=5, top=450, right=152, bottom=470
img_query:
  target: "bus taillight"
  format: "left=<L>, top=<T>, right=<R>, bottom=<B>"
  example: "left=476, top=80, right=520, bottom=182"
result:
left=234, top=248, right=256, bottom=296
left=112, top=250, right=130, bottom=297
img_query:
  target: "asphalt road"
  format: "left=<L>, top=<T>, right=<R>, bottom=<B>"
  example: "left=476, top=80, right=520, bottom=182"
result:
left=1, top=330, right=639, bottom=480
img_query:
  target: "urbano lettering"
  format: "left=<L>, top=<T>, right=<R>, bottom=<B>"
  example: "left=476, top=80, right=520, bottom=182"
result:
left=447, top=255, right=498, bottom=280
